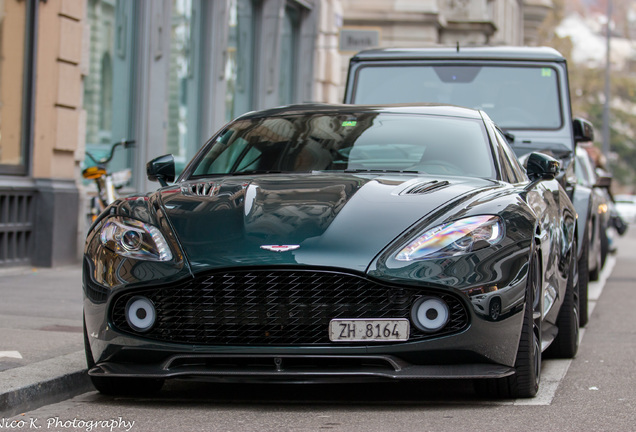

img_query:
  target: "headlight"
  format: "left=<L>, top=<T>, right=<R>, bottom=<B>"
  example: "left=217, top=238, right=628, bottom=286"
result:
left=395, top=215, right=504, bottom=261
left=100, top=216, right=173, bottom=262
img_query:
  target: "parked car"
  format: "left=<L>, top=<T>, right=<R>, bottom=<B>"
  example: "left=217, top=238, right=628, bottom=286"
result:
left=83, top=104, right=580, bottom=399
left=344, top=46, right=595, bottom=327
left=614, top=194, right=636, bottom=224
left=574, top=146, right=612, bottom=281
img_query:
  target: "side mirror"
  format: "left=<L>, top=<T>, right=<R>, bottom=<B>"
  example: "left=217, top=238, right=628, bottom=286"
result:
left=594, top=175, right=612, bottom=189
left=147, top=154, right=175, bottom=187
left=573, top=118, right=594, bottom=143
left=526, top=152, right=560, bottom=181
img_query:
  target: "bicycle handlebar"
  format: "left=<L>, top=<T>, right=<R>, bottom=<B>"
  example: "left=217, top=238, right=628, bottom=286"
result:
left=85, top=139, right=136, bottom=166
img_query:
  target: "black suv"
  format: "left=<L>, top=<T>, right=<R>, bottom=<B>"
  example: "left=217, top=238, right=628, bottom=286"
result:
left=344, top=46, right=595, bottom=326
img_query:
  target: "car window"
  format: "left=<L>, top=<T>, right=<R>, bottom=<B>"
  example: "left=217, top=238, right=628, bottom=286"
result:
left=493, top=129, right=528, bottom=183
left=189, top=113, right=497, bottom=179
left=574, top=148, right=596, bottom=187
left=353, top=64, right=562, bottom=130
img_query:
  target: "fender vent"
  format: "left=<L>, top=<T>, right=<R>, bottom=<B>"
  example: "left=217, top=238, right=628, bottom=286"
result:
left=182, top=182, right=220, bottom=197
left=402, top=180, right=450, bottom=195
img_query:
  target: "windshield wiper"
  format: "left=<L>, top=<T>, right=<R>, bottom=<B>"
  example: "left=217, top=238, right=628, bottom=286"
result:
left=343, top=169, right=420, bottom=174
left=500, top=129, right=515, bottom=144
left=228, top=170, right=284, bottom=175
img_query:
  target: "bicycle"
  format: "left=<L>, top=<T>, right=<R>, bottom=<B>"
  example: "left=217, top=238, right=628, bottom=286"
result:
left=82, top=139, right=135, bottom=224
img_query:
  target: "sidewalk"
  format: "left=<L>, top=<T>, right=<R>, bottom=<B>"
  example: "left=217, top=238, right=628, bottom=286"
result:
left=0, top=265, right=93, bottom=417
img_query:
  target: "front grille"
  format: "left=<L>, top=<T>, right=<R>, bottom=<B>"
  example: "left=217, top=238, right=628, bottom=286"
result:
left=111, top=269, right=469, bottom=345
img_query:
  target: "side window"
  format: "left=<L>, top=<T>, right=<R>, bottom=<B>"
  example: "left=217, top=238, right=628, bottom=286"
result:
left=574, top=151, right=595, bottom=187
left=494, top=129, right=528, bottom=183
left=503, top=143, right=529, bottom=183
left=493, top=134, right=515, bottom=183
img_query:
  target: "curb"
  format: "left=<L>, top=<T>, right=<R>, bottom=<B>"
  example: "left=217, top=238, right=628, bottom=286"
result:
left=0, top=351, right=94, bottom=418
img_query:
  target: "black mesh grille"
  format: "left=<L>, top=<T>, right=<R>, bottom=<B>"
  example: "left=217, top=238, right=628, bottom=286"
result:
left=111, top=269, right=469, bottom=345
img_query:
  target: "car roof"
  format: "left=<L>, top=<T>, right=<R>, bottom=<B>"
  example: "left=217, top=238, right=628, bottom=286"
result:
left=350, top=46, right=566, bottom=62
left=238, top=103, right=484, bottom=121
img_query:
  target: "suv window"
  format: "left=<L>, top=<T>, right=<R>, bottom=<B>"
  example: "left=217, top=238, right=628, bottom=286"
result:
left=352, top=64, right=562, bottom=130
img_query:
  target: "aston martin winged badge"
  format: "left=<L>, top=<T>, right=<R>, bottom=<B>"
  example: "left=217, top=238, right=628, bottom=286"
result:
left=260, top=245, right=300, bottom=252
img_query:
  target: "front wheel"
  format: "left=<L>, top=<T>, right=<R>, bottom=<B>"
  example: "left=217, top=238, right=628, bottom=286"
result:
left=546, top=239, right=580, bottom=359
left=475, top=249, right=541, bottom=398
left=578, top=235, right=590, bottom=328
left=600, top=226, right=609, bottom=268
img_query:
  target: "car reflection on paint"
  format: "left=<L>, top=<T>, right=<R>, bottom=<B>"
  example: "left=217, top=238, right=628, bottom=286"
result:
left=83, top=104, right=580, bottom=399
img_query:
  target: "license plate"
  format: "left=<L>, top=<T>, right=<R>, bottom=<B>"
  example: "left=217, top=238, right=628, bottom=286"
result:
left=329, top=319, right=410, bottom=342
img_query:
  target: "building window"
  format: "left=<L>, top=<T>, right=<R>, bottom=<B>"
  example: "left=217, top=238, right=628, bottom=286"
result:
left=83, top=0, right=136, bottom=176
left=167, top=0, right=193, bottom=173
left=99, top=53, right=113, bottom=131
left=226, top=0, right=255, bottom=121
left=278, top=4, right=300, bottom=106
left=0, top=0, right=29, bottom=174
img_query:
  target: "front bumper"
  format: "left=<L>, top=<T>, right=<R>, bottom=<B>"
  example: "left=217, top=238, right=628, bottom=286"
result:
left=88, top=353, right=514, bottom=382
left=84, top=265, right=527, bottom=382
left=84, top=303, right=524, bottom=383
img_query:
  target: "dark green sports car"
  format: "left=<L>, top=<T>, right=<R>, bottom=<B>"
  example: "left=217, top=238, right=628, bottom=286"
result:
left=83, top=104, right=579, bottom=398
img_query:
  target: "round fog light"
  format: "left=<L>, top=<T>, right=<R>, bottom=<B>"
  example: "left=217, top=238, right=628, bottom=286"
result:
left=411, top=297, right=450, bottom=333
left=125, top=296, right=156, bottom=332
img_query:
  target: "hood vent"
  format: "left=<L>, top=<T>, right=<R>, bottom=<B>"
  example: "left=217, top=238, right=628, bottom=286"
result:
left=402, top=180, right=450, bottom=195
left=182, top=182, right=220, bottom=197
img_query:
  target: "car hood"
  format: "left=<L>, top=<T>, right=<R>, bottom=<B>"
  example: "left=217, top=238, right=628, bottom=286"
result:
left=156, top=173, right=499, bottom=273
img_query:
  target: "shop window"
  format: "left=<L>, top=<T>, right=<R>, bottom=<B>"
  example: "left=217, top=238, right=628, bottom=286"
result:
left=278, top=5, right=300, bottom=106
left=167, top=0, right=193, bottom=174
left=0, top=0, right=28, bottom=174
left=99, top=53, right=113, bottom=132
left=83, top=0, right=136, bottom=178
left=226, top=0, right=255, bottom=121
left=167, top=0, right=208, bottom=175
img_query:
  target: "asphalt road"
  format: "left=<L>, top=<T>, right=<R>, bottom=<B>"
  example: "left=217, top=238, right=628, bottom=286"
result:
left=9, top=230, right=636, bottom=432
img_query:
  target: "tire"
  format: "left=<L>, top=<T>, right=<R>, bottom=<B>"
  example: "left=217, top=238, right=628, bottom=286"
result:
left=475, top=249, right=541, bottom=398
left=588, top=244, right=600, bottom=282
left=545, top=240, right=580, bottom=359
left=83, top=319, right=164, bottom=395
left=600, top=226, right=609, bottom=269
left=588, top=215, right=600, bottom=282
left=578, top=235, right=590, bottom=328
left=488, top=297, right=502, bottom=321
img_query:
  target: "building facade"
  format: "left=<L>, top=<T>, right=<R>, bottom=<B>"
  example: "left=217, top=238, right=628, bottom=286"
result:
left=0, top=0, right=551, bottom=268
left=0, top=0, right=83, bottom=267
left=334, top=0, right=552, bottom=100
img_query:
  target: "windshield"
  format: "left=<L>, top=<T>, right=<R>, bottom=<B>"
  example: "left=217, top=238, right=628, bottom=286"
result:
left=352, top=65, right=562, bottom=130
left=189, top=112, right=496, bottom=179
